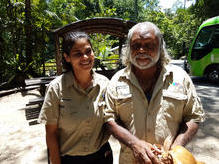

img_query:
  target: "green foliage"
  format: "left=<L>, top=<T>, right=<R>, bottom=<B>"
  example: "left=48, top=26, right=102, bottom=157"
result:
left=0, top=0, right=59, bottom=86
left=140, top=1, right=210, bottom=59
left=1, top=0, right=218, bottom=87
left=47, top=0, right=82, bottom=24
left=0, top=0, right=26, bottom=83
left=90, top=33, right=118, bottom=59
left=103, top=0, right=147, bottom=21
left=87, top=1, right=118, bottom=67
left=189, top=0, right=219, bottom=21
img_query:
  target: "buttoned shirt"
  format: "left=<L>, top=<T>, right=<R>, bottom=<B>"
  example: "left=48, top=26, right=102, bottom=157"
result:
left=38, top=71, right=109, bottom=156
left=104, top=64, right=205, bottom=164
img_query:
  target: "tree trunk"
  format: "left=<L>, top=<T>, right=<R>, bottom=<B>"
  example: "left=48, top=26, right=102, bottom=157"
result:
left=25, top=0, right=32, bottom=73
left=134, top=0, right=138, bottom=19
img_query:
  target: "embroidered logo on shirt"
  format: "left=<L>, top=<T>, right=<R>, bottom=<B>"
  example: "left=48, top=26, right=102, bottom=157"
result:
left=169, top=81, right=184, bottom=92
left=169, top=82, right=179, bottom=86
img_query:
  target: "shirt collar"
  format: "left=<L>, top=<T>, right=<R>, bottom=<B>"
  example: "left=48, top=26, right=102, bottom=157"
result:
left=91, top=70, right=100, bottom=87
left=119, top=65, right=132, bottom=80
left=160, top=64, right=173, bottom=82
left=65, top=70, right=99, bottom=89
left=65, top=71, right=75, bottom=88
left=119, top=64, right=173, bottom=89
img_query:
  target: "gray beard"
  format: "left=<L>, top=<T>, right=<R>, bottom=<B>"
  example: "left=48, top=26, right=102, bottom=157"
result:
left=130, top=52, right=160, bottom=70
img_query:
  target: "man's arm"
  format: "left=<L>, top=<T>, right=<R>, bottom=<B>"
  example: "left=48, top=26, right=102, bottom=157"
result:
left=171, top=120, right=199, bottom=148
left=106, top=121, right=159, bottom=164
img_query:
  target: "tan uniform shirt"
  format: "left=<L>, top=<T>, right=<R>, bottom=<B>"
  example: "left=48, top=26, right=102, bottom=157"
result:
left=38, top=71, right=109, bottom=156
left=104, top=64, right=205, bottom=164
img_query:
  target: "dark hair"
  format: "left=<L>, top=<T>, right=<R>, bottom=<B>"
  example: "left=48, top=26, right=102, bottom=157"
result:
left=61, top=31, right=92, bottom=72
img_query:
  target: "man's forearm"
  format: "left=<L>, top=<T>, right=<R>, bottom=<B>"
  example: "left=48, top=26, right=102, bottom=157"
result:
left=105, top=120, right=139, bottom=148
left=172, top=121, right=199, bottom=148
left=106, top=120, right=160, bottom=163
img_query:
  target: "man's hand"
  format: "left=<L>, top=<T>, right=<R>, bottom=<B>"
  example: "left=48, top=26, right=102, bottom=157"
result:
left=106, top=121, right=161, bottom=163
left=131, top=140, right=160, bottom=164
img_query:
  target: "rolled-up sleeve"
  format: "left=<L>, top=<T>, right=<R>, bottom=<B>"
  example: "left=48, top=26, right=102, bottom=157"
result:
left=104, top=85, right=118, bottom=123
left=183, top=74, right=206, bottom=123
left=38, top=83, right=60, bottom=125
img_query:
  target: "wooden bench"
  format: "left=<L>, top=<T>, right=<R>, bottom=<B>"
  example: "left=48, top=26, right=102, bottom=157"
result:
left=25, top=97, right=44, bottom=126
left=25, top=76, right=56, bottom=96
left=24, top=77, right=55, bottom=126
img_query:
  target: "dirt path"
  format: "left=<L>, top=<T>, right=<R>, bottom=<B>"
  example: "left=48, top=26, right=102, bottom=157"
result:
left=0, top=89, right=47, bottom=164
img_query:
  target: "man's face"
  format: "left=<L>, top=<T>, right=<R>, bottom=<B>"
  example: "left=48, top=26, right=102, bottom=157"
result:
left=130, top=27, right=160, bottom=70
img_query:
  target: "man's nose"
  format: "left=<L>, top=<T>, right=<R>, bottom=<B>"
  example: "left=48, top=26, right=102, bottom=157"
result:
left=81, top=53, right=89, bottom=58
left=139, top=46, right=145, bottom=51
left=138, top=45, right=149, bottom=53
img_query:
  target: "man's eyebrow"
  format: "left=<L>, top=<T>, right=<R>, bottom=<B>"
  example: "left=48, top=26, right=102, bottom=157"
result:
left=131, top=38, right=154, bottom=43
left=131, top=39, right=143, bottom=43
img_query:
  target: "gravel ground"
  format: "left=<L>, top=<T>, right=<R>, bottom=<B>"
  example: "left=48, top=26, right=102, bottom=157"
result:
left=0, top=89, right=47, bottom=164
left=0, top=88, right=218, bottom=164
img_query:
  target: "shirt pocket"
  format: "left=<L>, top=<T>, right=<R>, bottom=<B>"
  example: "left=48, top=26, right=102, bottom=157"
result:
left=162, top=90, right=187, bottom=122
left=116, top=95, right=134, bottom=124
left=59, top=98, right=78, bottom=116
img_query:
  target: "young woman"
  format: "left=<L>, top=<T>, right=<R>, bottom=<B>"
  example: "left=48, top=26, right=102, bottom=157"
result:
left=38, top=32, right=112, bottom=164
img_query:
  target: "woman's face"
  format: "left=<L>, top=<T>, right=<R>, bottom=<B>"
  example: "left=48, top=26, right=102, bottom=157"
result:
left=64, top=38, right=95, bottom=73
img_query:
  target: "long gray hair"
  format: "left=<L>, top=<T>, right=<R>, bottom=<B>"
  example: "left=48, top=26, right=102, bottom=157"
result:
left=121, top=22, right=171, bottom=67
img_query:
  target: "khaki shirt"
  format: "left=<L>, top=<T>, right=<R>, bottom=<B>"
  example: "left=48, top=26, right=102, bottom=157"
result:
left=104, top=64, right=205, bottom=164
left=38, top=71, right=109, bottom=156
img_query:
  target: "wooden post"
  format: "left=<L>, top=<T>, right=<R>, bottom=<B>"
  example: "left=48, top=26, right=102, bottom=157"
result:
left=119, top=38, right=124, bottom=57
left=55, top=34, right=62, bottom=75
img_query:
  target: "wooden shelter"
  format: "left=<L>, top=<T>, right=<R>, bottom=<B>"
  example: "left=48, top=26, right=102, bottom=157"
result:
left=53, top=17, right=136, bottom=75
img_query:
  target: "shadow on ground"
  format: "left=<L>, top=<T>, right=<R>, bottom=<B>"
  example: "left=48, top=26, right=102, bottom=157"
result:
left=186, top=77, right=219, bottom=162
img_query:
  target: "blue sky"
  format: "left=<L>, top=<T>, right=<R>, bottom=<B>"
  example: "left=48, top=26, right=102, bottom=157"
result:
left=159, top=0, right=195, bottom=9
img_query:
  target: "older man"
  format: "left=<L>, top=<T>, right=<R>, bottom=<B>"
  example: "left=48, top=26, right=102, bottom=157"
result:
left=104, top=22, right=205, bottom=164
